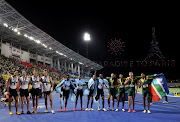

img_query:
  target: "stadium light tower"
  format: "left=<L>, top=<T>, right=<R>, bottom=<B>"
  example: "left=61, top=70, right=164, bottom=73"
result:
left=84, top=33, right=91, bottom=41
left=83, top=32, right=91, bottom=58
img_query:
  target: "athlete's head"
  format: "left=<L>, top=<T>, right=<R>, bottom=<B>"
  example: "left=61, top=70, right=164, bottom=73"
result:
left=119, top=74, right=123, bottom=79
left=66, top=74, right=70, bottom=80
left=111, top=73, right=115, bottom=79
left=22, top=70, right=26, bottom=76
left=78, top=75, right=82, bottom=80
left=129, top=72, right=133, bottom=78
left=99, top=74, right=103, bottom=78
left=43, top=69, right=48, bottom=76
left=92, top=75, right=96, bottom=80
left=14, top=71, right=18, bottom=76
left=141, top=73, right=145, bottom=78
left=33, top=69, right=38, bottom=76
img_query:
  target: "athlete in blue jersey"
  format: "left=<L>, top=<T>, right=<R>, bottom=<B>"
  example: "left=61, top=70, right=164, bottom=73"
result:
left=85, top=75, right=97, bottom=111
left=74, top=75, right=84, bottom=111
left=57, top=74, right=75, bottom=111
left=96, top=74, right=107, bottom=111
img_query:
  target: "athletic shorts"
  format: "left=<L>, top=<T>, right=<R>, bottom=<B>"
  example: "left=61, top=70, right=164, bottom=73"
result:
left=108, top=88, right=116, bottom=97
left=9, top=88, right=18, bottom=97
left=31, top=88, right=40, bottom=97
left=97, top=89, right=104, bottom=97
left=88, top=89, right=94, bottom=97
left=128, top=87, right=135, bottom=97
left=20, top=89, right=29, bottom=97
left=44, top=91, right=51, bottom=95
left=117, top=88, right=125, bottom=97
left=63, top=90, right=69, bottom=99
left=95, top=89, right=104, bottom=101
left=142, top=89, right=150, bottom=98
left=76, top=89, right=83, bottom=97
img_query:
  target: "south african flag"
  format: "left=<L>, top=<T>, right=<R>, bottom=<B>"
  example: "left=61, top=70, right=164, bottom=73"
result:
left=150, top=73, right=169, bottom=102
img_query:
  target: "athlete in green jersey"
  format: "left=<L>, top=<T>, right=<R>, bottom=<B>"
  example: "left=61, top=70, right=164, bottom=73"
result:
left=107, top=73, right=117, bottom=111
left=115, top=74, right=125, bottom=112
left=125, top=72, right=138, bottom=113
left=139, top=73, right=151, bottom=114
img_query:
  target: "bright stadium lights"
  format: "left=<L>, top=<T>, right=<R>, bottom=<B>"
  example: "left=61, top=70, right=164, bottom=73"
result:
left=42, top=43, right=47, bottom=48
left=35, top=40, right=41, bottom=44
left=78, top=62, right=84, bottom=65
left=29, top=36, right=34, bottom=40
left=84, top=32, right=91, bottom=41
left=24, top=34, right=28, bottom=37
left=56, top=51, right=64, bottom=55
left=3, top=23, right=8, bottom=27
left=17, top=32, right=21, bottom=35
left=49, top=47, right=52, bottom=50
left=91, top=68, right=93, bottom=69
left=14, top=28, right=18, bottom=32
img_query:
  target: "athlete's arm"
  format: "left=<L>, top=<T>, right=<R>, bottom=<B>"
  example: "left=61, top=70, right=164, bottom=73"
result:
left=124, top=77, right=130, bottom=85
left=135, top=79, right=138, bottom=94
left=16, top=76, right=20, bottom=92
left=28, top=76, right=31, bottom=92
left=138, top=80, right=142, bottom=88
left=7, top=77, right=11, bottom=94
left=50, top=76, right=54, bottom=92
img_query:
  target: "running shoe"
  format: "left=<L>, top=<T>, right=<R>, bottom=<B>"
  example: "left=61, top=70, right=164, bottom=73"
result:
left=107, top=107, right=110, bottom=110
left=132, top=109, right=136, bottom=112
left=115, top=109, right=118, bottom=112
left=58, top=108, right=62, bottom=112
left=128, top=109, right=131, bottom=113
left=98, top=107, right=101, bottom=111
left=143, top=110, right=146, bottom=113
left=16, top=111, right=21, bottom=115
left=21, top=111, right=24, bottom=114
left=122, top=109, right=125, bottom=112
left=44, top=109, right=48, bottom=113
left=90, top=108, right=94, bottom=111
left=9, top=111, right=13, bottom=115
left=112, top=108, right=114, bottom=111
left=102, top=108, right=107, bottom=111
left=73, top=108, right=77, bottom=111
left=147, top=110, right=151, bottom=114
left=163, top=101, right=168, bottom=103
left=64, top=108, right=68, bottom=111
left=85, top=108, right=89, bottom=111
left=51, top=110, right=55, bottom=114
left=27, top=111, right=31, bottom=114
left=81, top=108, right=84, bottom=111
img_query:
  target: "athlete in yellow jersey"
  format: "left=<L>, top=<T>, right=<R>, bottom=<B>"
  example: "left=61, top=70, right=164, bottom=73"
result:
left=139, top=73, right=151, bottom=114
left=115, top=74, right=125, bottom=112
left=125, top=72, right=138, bottom=113
left=107, top=73, right=117, bottom=111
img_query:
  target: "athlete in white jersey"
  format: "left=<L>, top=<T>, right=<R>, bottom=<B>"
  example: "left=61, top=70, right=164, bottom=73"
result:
left=19, top=70, right=31, bottom=114
left=30, top=69, right=41, bottom=114
left=41, top=69, right=55, bottom=114
left=7, top=71, right=21, bottom=115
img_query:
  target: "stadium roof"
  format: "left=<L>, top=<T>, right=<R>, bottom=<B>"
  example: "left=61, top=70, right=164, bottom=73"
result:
left=0, top=0, right=103, bottom=71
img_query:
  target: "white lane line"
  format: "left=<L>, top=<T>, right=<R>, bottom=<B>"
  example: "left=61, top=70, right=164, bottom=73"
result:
left=135, top=102, right=180, bottom=110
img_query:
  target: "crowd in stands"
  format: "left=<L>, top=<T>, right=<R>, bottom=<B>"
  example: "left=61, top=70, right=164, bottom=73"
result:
left=0, top=54, right=63, bottom=82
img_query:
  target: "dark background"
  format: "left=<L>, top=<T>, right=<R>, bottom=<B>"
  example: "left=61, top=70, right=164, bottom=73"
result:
left=6, top=0, right=180, bottom=79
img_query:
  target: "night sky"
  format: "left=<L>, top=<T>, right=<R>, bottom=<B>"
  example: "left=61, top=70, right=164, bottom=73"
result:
left=5, top=0, right=180, bottom=79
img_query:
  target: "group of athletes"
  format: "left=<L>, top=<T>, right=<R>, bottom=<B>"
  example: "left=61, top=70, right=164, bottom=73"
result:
left=4, top=68, right=158, bottom=115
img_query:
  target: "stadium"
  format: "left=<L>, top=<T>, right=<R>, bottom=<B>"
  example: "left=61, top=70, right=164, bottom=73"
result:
left=0, top=0, right=180, bottom=122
